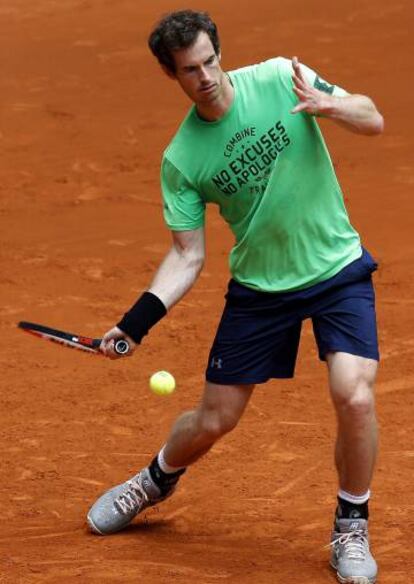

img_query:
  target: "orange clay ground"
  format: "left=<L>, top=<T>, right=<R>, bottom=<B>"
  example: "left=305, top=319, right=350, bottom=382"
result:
left=1, top=1, right=413, bottom=582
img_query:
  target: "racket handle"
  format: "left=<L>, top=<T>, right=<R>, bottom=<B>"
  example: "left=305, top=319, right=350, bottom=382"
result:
left=114, top=339, right=130, bottom=355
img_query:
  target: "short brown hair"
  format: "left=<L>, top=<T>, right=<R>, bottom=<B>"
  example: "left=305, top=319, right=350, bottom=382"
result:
left=148, top=10, right=220, bottom=74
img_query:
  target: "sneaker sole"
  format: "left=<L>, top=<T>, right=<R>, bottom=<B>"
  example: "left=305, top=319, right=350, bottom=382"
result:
left=87, top=514, right=105, bottom=535
left=330, top=562, right=376, bottom=584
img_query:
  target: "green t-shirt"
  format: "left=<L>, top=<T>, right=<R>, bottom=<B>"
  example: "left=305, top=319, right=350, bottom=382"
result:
left=161, top=57, right=362, bottom=292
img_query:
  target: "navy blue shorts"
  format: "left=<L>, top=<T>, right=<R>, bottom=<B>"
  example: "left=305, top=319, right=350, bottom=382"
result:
left=206, top=249, right=379, bottom=385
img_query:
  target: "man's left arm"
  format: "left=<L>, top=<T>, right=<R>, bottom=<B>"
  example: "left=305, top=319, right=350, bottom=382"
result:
left=291, top=56, right=384, bottom=136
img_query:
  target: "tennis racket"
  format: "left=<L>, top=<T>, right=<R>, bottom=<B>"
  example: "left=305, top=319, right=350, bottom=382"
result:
left=18, top=321, right=130, bottom=356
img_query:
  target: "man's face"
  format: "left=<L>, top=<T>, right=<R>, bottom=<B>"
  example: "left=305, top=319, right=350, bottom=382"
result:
left=169, top=31, right=224, bottom=105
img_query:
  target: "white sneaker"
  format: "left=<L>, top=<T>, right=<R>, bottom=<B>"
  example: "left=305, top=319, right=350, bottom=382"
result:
left=330, top=518, right=377, bottom=584
left=87, top=467, right=174, bottom=535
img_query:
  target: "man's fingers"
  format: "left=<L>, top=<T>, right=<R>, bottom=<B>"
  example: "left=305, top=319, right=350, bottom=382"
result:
left=100, top=326, right=135, bottom=359
left=101, top=336, right=135, bottom=359
left=292, top=56, right=308, bottom=86
left=291, top=103, right=308, bottom=114
left=101, top=336, right=114, bottom=353
left=292, top=74, right=306, bottom=90
left=100, top=338, right=115, bottom=357
left=100, top=335, right=121, bottom=358
left=292, top=86, right=306, bottom=98
left=106, top=340, right=124, bottom=360
left=100, top=337, right=109, bottom=352
left=292, top=56, right=301, bottom=75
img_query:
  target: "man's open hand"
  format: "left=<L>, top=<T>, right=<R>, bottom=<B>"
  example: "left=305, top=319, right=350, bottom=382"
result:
left=291, top=56, right=332, bottom=116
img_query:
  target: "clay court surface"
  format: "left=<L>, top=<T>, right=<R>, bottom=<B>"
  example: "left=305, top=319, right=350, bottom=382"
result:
left=1, top=0, right=413, bottom=582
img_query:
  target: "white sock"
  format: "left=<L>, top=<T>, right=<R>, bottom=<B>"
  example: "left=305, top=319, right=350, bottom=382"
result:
left=338, top=488, right=370, bottom=505
left=157, top=445, right=186, bottom=474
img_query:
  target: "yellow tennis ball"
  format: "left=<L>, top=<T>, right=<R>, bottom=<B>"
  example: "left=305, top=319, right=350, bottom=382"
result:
left=149, top=371, right=176, bottom=396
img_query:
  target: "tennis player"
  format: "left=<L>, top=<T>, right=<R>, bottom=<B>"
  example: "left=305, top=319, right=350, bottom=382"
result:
left=87, top=10, right=383, bottom=584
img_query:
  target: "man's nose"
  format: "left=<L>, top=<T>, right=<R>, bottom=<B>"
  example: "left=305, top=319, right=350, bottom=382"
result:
left=198, top=66, right=210, bottom=82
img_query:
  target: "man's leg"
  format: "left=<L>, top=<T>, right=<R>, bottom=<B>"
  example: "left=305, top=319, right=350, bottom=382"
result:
left=87, top=381, right=254, bottom=534
left=161, top=381, right=254, bottom=467
left=327, top=351, right=378, bottom=494
left=327, top=351, right=378, bottom=584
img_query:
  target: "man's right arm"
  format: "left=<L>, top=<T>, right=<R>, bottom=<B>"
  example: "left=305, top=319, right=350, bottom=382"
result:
left=101, top=227, right=205, bottom=358
left=148, top=227, right=205, bottom=309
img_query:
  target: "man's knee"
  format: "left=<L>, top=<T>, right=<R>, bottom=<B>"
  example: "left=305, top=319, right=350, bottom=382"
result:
left=344, top=384, right=375, bottom=418
left=195, top=382, right=254, bottom=442
left=332, top=375, right=376, bottom=420
left=198, top=407, right=240, bottom=441
left=328, top=354, right=377, bottom=413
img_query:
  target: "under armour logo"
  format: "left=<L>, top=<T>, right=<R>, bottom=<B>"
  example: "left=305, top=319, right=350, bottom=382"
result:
left=210, top=357, right=223, bottom=369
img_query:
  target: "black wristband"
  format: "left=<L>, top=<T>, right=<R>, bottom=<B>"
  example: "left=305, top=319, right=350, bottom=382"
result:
left=117, top=292, right=167, bottom=344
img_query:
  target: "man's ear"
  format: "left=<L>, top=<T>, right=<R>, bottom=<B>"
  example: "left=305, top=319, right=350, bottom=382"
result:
left=161, top=64, right=176, bottom=80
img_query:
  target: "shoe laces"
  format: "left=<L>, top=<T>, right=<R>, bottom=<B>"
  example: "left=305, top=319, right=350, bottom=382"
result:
left=114, top=479, right=149, bottom=515
left=330, top=529, right=369, bottom=561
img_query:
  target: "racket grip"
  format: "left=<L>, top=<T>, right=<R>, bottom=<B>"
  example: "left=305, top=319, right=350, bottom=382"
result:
left=114, top=339, right=130, bottom=355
